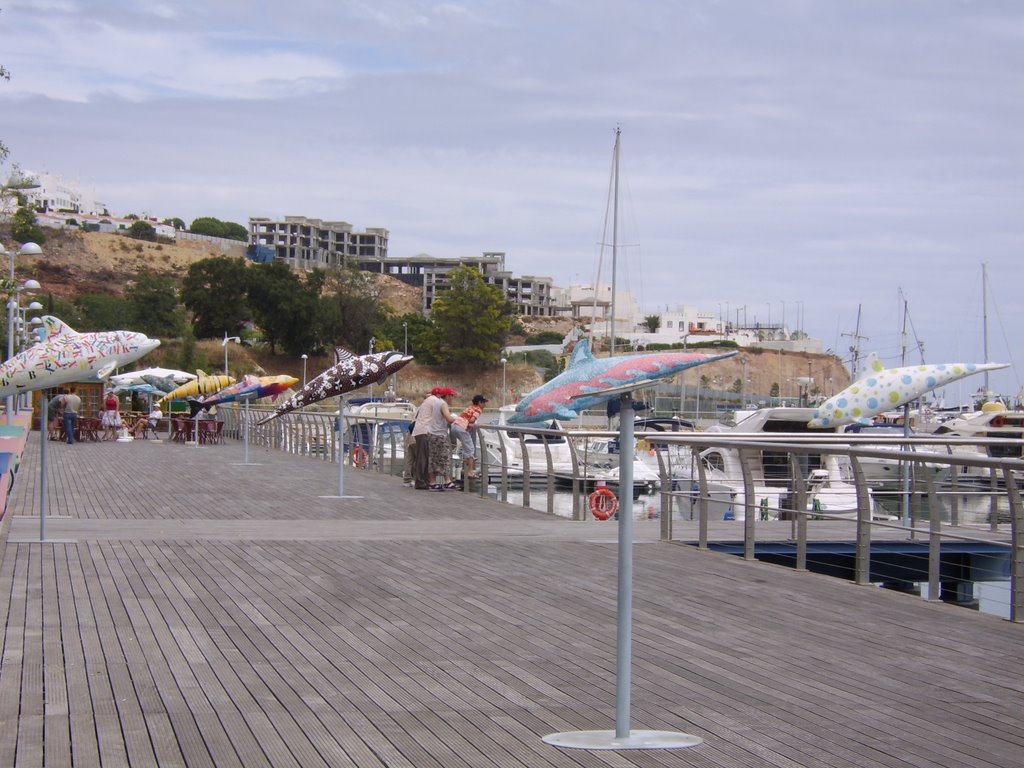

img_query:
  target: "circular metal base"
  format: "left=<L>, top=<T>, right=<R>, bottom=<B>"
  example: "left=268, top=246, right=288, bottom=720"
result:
left=318, top=495, right=364, bottom=500
left=543, top=729, right=703, bottom=750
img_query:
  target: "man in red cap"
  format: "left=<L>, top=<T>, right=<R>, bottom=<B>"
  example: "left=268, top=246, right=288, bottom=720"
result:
left=411, top=387, right=458, bottom=489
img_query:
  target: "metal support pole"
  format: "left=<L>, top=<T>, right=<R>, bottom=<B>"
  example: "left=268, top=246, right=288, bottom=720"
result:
left=39, top=396, right=48, bottom=541
left=614, top=393, right=634, bottom=738
left=543, top=389, right=701, bottom=751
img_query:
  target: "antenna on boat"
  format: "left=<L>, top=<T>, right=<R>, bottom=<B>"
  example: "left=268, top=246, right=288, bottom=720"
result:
left=842, top=304, right=868, bottom=376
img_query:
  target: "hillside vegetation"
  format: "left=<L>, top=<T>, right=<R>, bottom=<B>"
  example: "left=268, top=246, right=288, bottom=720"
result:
left=4, top=227, right=848, bottom=407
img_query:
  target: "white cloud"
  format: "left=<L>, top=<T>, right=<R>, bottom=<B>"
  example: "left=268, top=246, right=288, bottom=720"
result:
left=2, top=0, right=1023, bottom=392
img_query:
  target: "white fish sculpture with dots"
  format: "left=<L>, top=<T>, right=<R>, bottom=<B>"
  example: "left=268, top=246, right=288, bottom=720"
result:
left=807, top=353, right=1009, bottom=428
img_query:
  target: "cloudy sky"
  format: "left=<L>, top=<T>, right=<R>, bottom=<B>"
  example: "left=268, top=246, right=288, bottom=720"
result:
left=2, top=1, right=1022, bottom=400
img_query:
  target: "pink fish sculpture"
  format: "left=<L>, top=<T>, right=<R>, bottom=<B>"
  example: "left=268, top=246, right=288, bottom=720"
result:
left=189, top=374, right=298, bottom=417
left=507, top=338, right=736, bottom=424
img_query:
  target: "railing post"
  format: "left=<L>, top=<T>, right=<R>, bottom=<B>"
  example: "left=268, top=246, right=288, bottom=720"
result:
left=789, top=454, right=808, bottom=571
left=695, top=446, right=709, bottom=550
left=850, top=456, right=872, bottom=586
left=654, top=441, right=672, bottom=540
left=923, top=468, right=942, bottom=602
left=543, top=435, right=556, bottom=516
left=567, top=434, right=584, bottom=521
left=738, top=448, right=756, bottom=561
left=1004, top=467, right=1022, bottom=623
left=518, top=432, right=531, bottom=509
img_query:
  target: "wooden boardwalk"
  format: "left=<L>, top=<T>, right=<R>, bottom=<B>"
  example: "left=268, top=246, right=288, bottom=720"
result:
left=0, top=433, right=1021, bottom=767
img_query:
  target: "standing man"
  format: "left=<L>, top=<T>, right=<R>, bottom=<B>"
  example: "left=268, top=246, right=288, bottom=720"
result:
left=63, top=385, right=82, bottom=445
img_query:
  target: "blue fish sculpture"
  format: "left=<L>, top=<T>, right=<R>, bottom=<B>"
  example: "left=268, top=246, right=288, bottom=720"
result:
left=507, top=338, right=736, bottom=424
left=808, top=353, right=1009, bottom=428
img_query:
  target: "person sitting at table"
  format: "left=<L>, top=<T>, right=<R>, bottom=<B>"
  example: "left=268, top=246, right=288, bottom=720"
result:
left=130, top=404, right=163, bottom=439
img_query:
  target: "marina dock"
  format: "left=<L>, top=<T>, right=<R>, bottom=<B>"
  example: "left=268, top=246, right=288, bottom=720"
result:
left=1, top=430, right=1021, bottom=767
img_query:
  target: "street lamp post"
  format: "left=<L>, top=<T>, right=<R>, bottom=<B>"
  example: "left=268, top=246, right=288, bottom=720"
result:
left=679, top=333, right=690, bottom=416
left=500, top=357, right=507, bottom=409
left=2, top=242, right=42, bottom=423
left=301, top=354, right=308, bottom=387
left=222, top=333, right=240, bottom=375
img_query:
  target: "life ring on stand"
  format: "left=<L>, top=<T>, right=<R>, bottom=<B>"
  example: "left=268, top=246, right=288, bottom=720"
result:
left=351, top=445, right=368, bottom=468
left=588, top=486, right=619, bottom=521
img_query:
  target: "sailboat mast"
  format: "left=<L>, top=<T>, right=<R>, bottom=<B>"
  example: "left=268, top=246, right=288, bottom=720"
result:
left=610, top=126, right=621, bottom=356
left=982, top=262, right=990, bottom=397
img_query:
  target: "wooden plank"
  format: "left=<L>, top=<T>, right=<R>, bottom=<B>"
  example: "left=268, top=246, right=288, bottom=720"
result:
left=0, top=433, right=1020, bottom=768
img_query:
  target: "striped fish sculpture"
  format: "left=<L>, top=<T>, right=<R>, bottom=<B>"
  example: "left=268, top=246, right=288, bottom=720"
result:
left=255, top=348, right=413, bottom=424
left=188, top=374, right=298, bottom=417
left=507, top=338, right=737, bottom=424
left=807, top=354, right=1009, bottom=428
left=158, top=370, right=235, bottom=404
left=0, top=316, right=159, bottom=398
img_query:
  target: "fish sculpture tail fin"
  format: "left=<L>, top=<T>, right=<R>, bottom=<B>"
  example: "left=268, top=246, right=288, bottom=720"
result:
left=40, top=316, right=75, bottom=341
left=187, top=399, right=207, bottom=418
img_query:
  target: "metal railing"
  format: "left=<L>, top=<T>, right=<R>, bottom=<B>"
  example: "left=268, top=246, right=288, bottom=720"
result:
left=215, top=405, right=1022, bottom=622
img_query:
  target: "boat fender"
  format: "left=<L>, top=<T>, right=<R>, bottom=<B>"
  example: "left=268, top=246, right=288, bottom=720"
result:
left=588, top=486, right=619, bottom=521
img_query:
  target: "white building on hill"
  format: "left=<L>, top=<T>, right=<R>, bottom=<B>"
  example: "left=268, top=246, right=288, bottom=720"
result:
left=20, top=170, right=106, bottom=216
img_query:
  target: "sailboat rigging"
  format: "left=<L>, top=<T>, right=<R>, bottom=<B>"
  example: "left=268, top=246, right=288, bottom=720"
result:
left=589, top=126, right=623, bottom=356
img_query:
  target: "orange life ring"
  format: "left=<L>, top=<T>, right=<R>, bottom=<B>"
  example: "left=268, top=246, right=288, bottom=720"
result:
left=588, top=486, right=619, bottom=521
left=351, top=445, right=368, bottom=467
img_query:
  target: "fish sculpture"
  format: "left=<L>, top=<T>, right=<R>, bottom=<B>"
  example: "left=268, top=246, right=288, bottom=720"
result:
left=188, top=374, right=298, bottom=417
left=807, top=354, right=1010, bottom=428
left=158, top=370, right=236, bottom=404
left=507, top=338, right=737, bottom=424
left=0, top=316, right=160, bottom=398
left=141, top=374, right=180, bottom=394
left=256, top=348, right=413, bottom=424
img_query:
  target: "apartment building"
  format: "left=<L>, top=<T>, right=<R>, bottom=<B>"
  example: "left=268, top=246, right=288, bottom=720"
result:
left=249, top=216, right=555, bottom=316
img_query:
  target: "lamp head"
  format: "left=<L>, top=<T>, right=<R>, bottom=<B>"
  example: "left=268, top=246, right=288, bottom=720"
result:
left=22, top=279, right=41, bottom=291
left=18, top=243, right=43, bottom=257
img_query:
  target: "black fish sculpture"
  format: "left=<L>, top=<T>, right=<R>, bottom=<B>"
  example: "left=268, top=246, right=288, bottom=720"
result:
left=255, top=348, right=413, bottom=424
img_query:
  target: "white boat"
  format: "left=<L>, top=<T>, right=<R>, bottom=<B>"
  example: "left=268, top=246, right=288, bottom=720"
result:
left=933, top=403, right=1024, bottom=485
left=480, top=406, right=661, bottom=488
left=344, top=398, right=417, bottom=462
left=684, top=407, right=883, bottom=521
left=838, top=422, right=950, bottom=490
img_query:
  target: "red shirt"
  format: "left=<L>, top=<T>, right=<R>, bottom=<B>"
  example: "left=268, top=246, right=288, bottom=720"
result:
left=459, top=404, right=483, bottom=425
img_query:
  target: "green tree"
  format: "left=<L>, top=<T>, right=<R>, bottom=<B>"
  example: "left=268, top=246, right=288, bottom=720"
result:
left=379, top=313, right=432, bottom=361
left=162, top=217, right=186, bottom=230
left=181, top=256, right=250, bottom=339
left=428, top=265, right=515, bottom=367
left=73, top=294, right=132, bottom=331
left=127, top=271, right=183, bottom=338
left=314, top=266, right=387, bottom=355
left=245, top=261, right=314, bottom=354
left=642, top=314, right=662, bottom=333
left=524, top=330, right=564, bottom=345
left=11, top=205, right=44, bottom=244
left=189, top=216, right=248, bottom=241
left=127, top=220, right=157, bottom=241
